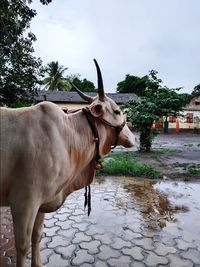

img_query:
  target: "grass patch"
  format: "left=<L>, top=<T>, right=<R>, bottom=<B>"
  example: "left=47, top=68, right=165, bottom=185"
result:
left=184, top=144, right=194, bottom=147
left=97, top=152, right=160, bottom=179
left=173, top=162, right=200, bottom=176
left=187, top=166, right=200, bottom=176
left=173, top=162, right=189, bottom=170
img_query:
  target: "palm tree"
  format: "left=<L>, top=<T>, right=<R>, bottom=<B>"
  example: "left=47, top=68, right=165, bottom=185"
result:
left=42, top=61, right=70, bottom=91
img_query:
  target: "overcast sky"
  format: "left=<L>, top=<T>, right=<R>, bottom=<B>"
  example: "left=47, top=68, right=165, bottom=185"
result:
left=30, top=0, right=200, bottom=93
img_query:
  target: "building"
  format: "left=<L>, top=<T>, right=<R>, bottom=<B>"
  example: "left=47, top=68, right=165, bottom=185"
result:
left=168, top=95, right=200, bottom=132
left=35, top=90, right=139, bottom=109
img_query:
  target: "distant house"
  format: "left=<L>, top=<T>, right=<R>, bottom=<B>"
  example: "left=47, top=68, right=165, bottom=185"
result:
left=35, top=90, right=139, bottom=109
left=166, top=95, right=200, bottom=132
left=182, top=95, right=200, bottom=131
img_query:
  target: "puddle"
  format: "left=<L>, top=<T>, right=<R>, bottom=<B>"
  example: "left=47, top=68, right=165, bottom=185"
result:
left=88, top=177, right=200, bottom=237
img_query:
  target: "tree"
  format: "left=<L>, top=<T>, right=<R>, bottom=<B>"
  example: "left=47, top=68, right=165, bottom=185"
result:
left=41, top=61, right=70, bottom=91
left=116, top=70, right=164, bottom=97
left=123, top=71, right=185, bottom=151
left=70, top=77, right=96, bottom=92
left=191, top=84, right=200, bottom=97
left=117, top=74, right=148, bottom=96
left=0, top=0, right=49, bottom=106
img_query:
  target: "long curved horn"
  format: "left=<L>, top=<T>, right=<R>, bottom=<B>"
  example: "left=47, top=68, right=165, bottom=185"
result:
left=93, top=59, right=105, bottom=101
left=70, top=82, right=94, bottom=103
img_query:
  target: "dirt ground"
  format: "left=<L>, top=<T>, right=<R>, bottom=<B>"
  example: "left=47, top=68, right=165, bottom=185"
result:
left=131, top=133, right=200, bottom=180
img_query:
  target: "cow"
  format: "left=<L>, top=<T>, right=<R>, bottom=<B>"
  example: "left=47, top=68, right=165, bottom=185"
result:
left=0, top=59, right=135, bottom=267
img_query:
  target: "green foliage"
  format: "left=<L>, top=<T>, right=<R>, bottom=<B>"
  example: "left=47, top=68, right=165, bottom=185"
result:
left=117, top=74, right=148, bottom=96
left=97, top=153, right=160, bottom=179
left=41, top=63, right=96, bottom=92
left=116, top=70, right=163, bottom=96
left=70, top=77, right=96, bottom=92
left=191, top=84, right=200, bottom=97
left=123, top=70, right=185, bottom=151
left=0, top=0, right=46, bottom=106
left=9, top=99, right=31, bottom=108
left=41, top=61, right=70, bottom=91
left=187, top=166, right=200, bottom=175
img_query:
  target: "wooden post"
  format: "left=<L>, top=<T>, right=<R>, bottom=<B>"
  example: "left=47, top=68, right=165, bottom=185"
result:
left=176, top=118, right=180, bottom=133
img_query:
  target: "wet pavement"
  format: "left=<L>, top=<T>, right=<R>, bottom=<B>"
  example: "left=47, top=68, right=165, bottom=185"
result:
left=1, top=176, right=200, bottom=266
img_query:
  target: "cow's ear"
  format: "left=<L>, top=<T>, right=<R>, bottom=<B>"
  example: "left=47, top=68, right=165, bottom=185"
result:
left=90, top=103, right=104, bottom=117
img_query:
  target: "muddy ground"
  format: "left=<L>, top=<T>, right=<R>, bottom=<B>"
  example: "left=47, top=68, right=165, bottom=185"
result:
left=120, top=133, right=200, bottom=180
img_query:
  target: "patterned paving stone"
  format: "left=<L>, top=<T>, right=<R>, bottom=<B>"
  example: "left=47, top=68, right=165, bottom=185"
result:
left=72, top=222, right=89, bottom=231
left=44, top=213, right=56, bottom=220
left=1, top=177, right=200, bottom=266
left=98, top=245, right=120, bottom=260
left=44, top=218, right=58, bottom=228
left=195, top=239, right=200, bottom=251
left=163, top=226, right=182, bottom=237
left=108, top=255, right=132, bottom=267
left=167, top=253, right=194, bottom=267
left=125, top=223, right=142, bottom=233
left=79, top=264, right=92, bottom=267
left=94, top=233, right=113, bottom=245
left=47, top=235, right=70, bottom=248
left=122, top=246, right=144, bottom=261
left=111, top=237, right=132, bottom=249
left=130, top=261, right=146, bottom=267
left=181, top=248, right=200, bottom=264
left=46, top=253, right=68, bottom=267
left=55, top=244, right=76, bottom=259
left=54, top=213, right=71, bottom=222
left=86, top=225, right=105, bottom=235
left=161, top=235, right=176, bottom=246
left=72, top=232, right=92, bottom=244
left=135, top=237, right=154, bottom=250
left=55, top=220, right=73, bottom=230
left=176, top=238, right=196, bottom=250
left=80, top=240, right=101, bottom=254
left=123, top=229, right=143, bottom=241
left=182, top=231, right=198, bottom=243
left=154, top=242, right=176, bottom=256
left=40, top=248, right=54, bottom=265
left=44, top=226, right=60, bottom=237
left=142, top=230, right=157, bottom=238
left=40, top=236, right=52, bottom=249
left=95, top=261, right=108, bottom=267
left=57, top=227, right=78, bottom=240
left=145, top=251, right=169, bottom=266
left=153, top=234, right=161, bottom=242
left=72, top=209, right=85, bottom=216
left=69, top=215, right=85, bottom=223
left=72, top=250, right=95, bottom=265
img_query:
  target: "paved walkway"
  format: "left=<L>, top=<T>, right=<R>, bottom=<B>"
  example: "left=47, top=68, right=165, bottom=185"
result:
left=1, top=177, right=200, bottom=266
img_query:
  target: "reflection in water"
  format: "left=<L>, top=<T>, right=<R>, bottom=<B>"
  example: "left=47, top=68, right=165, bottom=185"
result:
left=94, top=177, right=200, bottom=236
left=117, top=179, right=189, bottom=230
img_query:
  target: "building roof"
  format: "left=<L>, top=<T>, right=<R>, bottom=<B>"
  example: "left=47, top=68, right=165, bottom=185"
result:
left=35, top=90, right=139, bottom=104
left=184, top=95, right=200, bottom=111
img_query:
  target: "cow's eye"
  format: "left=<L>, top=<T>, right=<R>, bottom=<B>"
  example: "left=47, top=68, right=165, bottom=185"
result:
left=114, top=110, right=120, bottom=115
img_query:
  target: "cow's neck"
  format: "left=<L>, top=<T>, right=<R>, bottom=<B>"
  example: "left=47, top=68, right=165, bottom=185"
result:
left=95, top=120, right=115, bottom=155
left=65, top=110, right=114, bottom=162
left=65, top=111, right=96, bottom=168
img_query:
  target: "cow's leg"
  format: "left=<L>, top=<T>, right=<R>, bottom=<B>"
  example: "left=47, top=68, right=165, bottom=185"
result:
left=11, top=199, right=39, bottom=267
left=31, top=212, right=45, bottom=267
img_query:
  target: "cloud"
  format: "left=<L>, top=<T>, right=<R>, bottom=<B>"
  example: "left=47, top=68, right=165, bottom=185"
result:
left=30, top=0, right=200, bottom=93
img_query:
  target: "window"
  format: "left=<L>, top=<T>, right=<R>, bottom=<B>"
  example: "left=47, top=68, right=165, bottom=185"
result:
left=186, top=113, right=193, bottom=123
left=169, top=117, right=176, bottom=123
